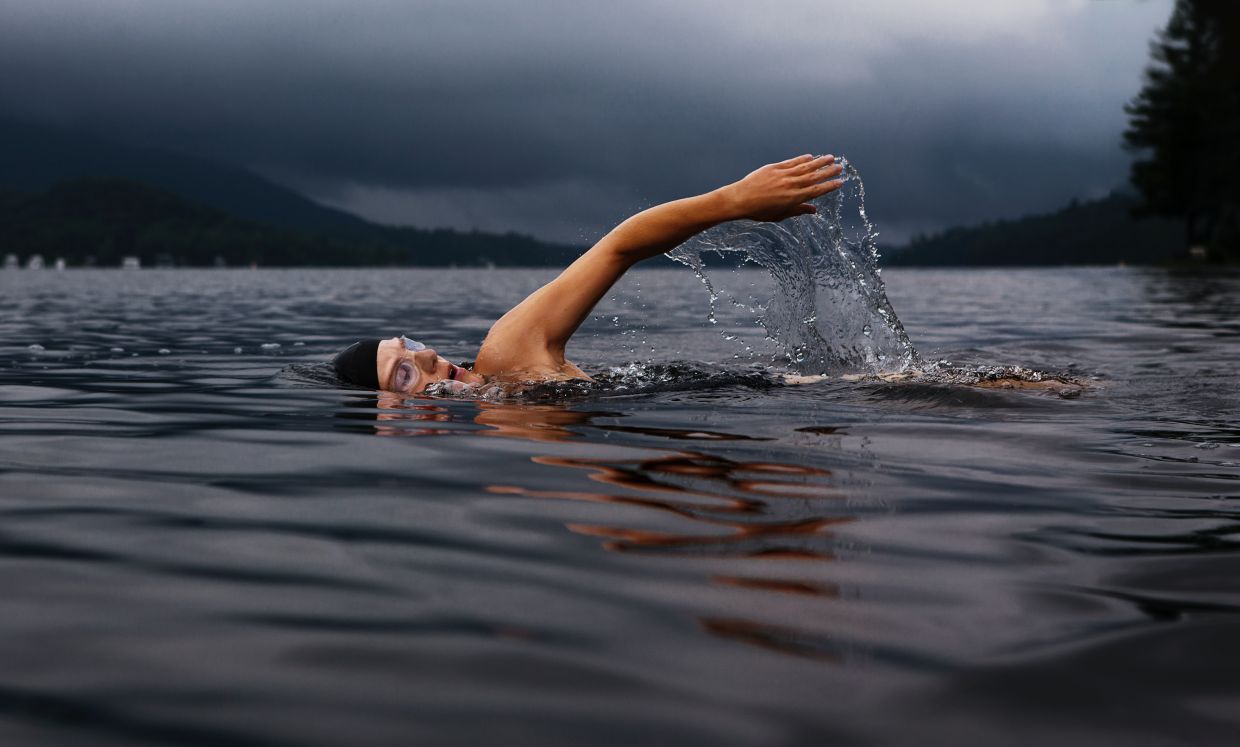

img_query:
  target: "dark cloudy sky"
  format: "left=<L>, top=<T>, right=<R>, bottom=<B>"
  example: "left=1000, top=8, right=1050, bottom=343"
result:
left=1, top=1, right=1174, bottom=243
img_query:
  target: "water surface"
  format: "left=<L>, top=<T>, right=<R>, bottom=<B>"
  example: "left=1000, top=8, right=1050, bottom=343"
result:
left=1, top=266, right=1238, bottom=746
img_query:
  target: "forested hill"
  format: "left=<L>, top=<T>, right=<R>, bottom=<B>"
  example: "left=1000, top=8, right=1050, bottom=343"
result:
left=0, top=179, right=580, bottom=267
left=885, top=193, right=1185, bottom=267
left=0, top=120, right=581, bottom=266
left=0, top=179, right=402, bottom=266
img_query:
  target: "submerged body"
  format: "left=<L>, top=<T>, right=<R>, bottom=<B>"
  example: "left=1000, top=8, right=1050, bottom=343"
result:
left=334, top=155, right=847, bottom=393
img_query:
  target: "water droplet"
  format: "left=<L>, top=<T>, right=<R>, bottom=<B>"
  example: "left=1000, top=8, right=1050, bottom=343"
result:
left=234, top=347, right=243, bottom=354
left=261, top=343, right=281, bottom=350
left=158, top=349, right=171, bottom=355
left=109, top=347, right=124, bottom=353
left=27, top=344, right=44, bottom=352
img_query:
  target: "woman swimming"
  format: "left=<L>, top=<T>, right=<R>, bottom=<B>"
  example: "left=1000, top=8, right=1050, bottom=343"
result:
left=333, top=154, right=846, bottom=393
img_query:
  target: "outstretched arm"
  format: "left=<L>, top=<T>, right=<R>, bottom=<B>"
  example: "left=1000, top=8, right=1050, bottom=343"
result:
left=474, top=154, right=844, bottom=376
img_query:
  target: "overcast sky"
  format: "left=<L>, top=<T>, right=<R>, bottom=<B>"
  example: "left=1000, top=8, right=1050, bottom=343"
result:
left=0, top=0, right=1174, bottom=243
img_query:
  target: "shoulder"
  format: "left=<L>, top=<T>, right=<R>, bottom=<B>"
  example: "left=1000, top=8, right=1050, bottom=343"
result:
left=473, top=318, right=544, bottom=378
left=474, top=337, right=591, bottom=382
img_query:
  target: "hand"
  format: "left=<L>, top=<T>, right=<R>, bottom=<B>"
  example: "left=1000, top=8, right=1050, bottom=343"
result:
left=718, top=154, right=845, bottom=222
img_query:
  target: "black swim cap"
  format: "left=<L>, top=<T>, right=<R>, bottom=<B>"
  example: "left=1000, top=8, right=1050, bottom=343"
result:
left=333, top=339, right=382, bottom=389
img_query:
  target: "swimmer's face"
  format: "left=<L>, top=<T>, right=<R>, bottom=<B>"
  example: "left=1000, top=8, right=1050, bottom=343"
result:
left=376, top=337, right=484, bottom=394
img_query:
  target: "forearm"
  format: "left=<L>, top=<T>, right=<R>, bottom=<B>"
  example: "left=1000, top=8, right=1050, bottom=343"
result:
left=596, top=188, right=741, bottom=267
left=593, top=152, right=840, bottom=266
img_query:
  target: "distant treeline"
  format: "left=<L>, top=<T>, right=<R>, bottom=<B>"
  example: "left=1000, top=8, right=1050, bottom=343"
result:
left=886, top=193, right=1184, bottom=267
left=1124, top=0, right=1239, bottom=261
left=0, top=178, right=582, bottom=268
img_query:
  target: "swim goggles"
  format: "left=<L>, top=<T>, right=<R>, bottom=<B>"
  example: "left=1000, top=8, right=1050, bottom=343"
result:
left=393, top=335, right=471, bottom=395
left=392, top=335, right=427, bottom=392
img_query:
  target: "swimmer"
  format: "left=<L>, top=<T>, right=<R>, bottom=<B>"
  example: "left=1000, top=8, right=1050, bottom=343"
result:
left=333, top=154, right=846, bottom=393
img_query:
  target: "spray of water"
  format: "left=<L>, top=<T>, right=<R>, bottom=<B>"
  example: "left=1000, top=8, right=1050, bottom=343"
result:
left=668, top=158, right=918, bottom=375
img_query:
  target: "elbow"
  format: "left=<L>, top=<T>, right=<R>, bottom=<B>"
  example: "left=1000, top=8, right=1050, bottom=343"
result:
left=591, top=232, right=644, bottom=269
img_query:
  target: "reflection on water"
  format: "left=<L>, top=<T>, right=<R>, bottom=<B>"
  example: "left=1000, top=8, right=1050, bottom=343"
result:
left=501, top=451, right=847, bottom=559
left=1138, top=269, right=1240, bottom=334
left=372, top=397, right=856, bottom=657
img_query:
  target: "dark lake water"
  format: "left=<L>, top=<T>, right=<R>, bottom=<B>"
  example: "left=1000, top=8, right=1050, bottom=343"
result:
left=2, top=266, right=1239, bottom=746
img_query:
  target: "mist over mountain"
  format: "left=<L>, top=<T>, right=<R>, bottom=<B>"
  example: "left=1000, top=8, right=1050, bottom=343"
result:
left=0, top=120, right=580, bottom=267
left=0, top=120, right=369, bottom=233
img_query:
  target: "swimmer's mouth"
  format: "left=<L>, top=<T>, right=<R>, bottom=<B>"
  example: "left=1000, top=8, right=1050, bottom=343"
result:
left=448, top=365, right=458, bottom=381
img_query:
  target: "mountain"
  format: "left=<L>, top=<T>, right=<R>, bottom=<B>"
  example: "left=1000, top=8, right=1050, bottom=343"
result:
left=0, top=120, right=581, bottom=265
left=885, top=193, right=1185, bottom=266
left=0, top=120, right=373, bottom=233
left=0, top=178, right=405, bottom=266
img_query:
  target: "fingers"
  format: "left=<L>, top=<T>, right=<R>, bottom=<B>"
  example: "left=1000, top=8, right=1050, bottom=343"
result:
left=792, top=162, right=844, bottom=185
left=788, top=154, right=835, bottom=174
left=803, top=179, right=845, bottom=200
left=776, top=153, right=816, bottom=168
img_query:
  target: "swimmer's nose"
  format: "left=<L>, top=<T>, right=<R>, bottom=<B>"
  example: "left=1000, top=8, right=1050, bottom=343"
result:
left=413, top=348, right=439, bottom=370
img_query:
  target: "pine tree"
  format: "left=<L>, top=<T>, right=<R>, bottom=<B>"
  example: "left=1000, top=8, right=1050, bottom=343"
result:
left=1124, top=0, right=1240, bottom=261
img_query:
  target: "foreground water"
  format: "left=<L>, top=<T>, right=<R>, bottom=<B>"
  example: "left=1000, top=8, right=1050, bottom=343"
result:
left=1, top=266, right=1238, bottom=746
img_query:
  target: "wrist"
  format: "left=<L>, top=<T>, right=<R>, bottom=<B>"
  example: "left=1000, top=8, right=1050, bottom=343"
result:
left=709, top=184, right=748, bottom=222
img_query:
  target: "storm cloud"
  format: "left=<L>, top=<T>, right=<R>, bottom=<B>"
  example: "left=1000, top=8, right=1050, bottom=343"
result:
left=0, top=0, right=1173, bottom=242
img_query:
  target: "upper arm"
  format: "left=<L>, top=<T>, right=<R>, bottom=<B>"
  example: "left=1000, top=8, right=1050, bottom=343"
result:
left=474, top=190, right=738, bottom=374
left=478, top=243, right=632, bottom=369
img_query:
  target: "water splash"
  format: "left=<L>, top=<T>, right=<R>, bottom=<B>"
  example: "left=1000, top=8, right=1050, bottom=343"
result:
left=668, top=158, right=917, bottom=375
